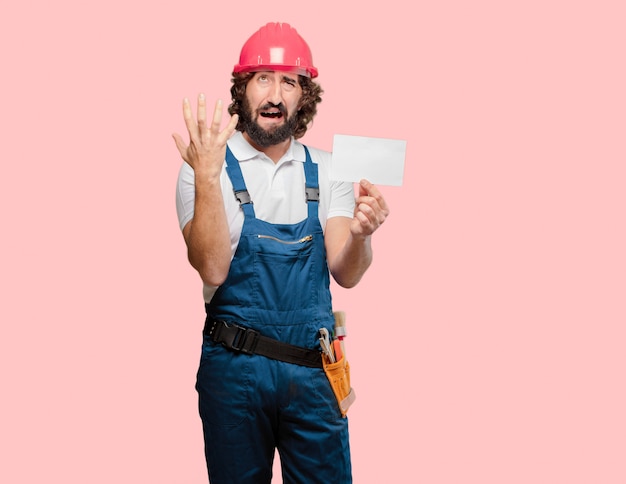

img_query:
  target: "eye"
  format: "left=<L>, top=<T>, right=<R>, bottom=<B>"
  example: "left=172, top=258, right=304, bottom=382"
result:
left=282, top=77, right=297, bottom=91
left=255, top=73, right=271, bottom=84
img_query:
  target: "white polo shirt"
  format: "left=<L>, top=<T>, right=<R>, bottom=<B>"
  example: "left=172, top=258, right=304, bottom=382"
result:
left=176, top=131, right=355, bottom=302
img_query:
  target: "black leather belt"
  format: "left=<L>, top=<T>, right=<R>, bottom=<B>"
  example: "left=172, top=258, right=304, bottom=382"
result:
left=204, top=317, right=323, bottom=368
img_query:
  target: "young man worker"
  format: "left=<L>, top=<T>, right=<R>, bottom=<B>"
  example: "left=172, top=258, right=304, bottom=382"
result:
left=174, top=22, right=389, bottom=483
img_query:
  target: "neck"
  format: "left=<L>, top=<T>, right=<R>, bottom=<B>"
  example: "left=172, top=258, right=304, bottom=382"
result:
left=243, top=132, right=292, bottom=164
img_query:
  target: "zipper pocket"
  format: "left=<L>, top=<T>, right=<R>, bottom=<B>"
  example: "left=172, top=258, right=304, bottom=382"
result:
left=257, top=234, right=313, bottom=244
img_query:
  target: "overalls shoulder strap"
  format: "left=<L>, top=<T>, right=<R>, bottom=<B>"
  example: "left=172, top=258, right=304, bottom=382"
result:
left=225, top=146, right=256, bottom=218
left=302, top=146, right=319, bottom=220
left=224, top=145, right=320, bottom=220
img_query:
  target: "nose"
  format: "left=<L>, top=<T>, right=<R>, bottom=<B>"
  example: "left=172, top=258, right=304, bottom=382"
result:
left=267, top=75, right=283, bottom=105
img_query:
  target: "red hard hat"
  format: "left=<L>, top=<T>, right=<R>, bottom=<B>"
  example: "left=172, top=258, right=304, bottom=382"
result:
left=234, top=22, right=318, bottom=78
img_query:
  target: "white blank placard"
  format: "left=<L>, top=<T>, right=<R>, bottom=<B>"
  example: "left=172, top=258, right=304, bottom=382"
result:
left=330, top=134, right=406, bottom=186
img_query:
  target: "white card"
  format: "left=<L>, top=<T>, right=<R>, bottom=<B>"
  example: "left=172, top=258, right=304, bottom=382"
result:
left=330, top=134, right=406, bottom=186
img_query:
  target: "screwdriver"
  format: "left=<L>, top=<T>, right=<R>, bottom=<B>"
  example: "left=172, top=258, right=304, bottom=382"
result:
left=333, top=311, right=347, bottom=361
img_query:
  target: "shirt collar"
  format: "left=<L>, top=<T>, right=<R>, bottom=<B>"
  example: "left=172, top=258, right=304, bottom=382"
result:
left=227, top=131, right=306, bottom=164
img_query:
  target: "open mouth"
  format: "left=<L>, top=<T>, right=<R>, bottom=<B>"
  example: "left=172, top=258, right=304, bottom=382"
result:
left=260, top=110, right=283, bottom=119
left=259, top=104, right=286, bottom=119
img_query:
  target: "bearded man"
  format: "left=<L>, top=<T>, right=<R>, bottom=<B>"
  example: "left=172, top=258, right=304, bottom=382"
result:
left=173, top=22, right=389, bottom=484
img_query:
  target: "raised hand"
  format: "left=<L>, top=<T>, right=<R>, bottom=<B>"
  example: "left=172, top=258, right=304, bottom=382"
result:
left=172, top=94, right=239, bottom=179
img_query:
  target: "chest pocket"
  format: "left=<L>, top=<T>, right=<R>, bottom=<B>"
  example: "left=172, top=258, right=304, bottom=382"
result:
left=252, top=232, right=316, bottom=311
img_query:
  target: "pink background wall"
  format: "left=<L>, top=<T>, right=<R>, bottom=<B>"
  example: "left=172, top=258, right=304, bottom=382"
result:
left=1, top=0, right=624, bottom=482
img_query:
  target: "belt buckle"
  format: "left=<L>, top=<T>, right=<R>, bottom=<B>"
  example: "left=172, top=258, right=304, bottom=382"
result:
left=229, top=323, right=259, bottom=355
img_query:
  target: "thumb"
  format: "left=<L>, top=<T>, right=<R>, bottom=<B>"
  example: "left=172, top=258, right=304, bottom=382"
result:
left=358, top=179, right=371, bottom=197
left=172, top=133, right=188, bottom=158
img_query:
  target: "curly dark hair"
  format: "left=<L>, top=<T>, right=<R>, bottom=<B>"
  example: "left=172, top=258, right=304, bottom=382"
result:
left=228, top=72, right=323, bottom=139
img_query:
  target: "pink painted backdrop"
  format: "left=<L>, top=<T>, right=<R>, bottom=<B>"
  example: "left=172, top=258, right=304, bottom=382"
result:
left=1, top=0, right=625, bottom=482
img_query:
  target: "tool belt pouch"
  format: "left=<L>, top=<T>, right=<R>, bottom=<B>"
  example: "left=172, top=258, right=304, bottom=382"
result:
left=322, top=353, right=356, bottom=418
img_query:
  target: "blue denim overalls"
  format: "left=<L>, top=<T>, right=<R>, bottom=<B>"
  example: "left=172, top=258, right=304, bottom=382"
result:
left=196, top=146, right=352, bottom=483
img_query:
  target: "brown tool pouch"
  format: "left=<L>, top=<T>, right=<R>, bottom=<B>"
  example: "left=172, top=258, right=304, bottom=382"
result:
left=322, top=353, right=356, bottom=418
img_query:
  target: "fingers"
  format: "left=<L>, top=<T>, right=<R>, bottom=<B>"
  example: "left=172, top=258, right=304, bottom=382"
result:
left=359, top=179, right=389, bottom=209
left=358, top=179, right=390, bottom=218
left=224, top=113, right=239, bottom=138
left=182, top=97, right=198, bottom=141
left=176, top=95, right=239, bottom=169
left=353, top=179, right=390, bottom=234
left=197, top=93, right=207, bottom=131
left=210, top=100, right=239, bottom=140
left=355, top=201, right=385, bottom=227
left=211, top=99, right=223, bottom=133
left=185, top=94, right=210, bottom=144
left=182, top=95, right=237, bottom=136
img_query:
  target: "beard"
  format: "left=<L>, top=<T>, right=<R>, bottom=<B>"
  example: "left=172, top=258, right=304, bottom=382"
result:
left=239, top=97, right=298, bottom=148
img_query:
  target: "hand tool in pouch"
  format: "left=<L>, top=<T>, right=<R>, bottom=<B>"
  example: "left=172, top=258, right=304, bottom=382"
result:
left=318, top=328, right=335, bottom=363
left=333, top=310, right=347, bottom=359
left=319, top=311, right=356, bottom=417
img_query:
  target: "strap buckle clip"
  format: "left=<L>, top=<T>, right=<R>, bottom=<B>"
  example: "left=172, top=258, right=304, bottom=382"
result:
left=219, top=321, right=259, bottom=355
left=305, top=187, right=319, bottom=202
left=233, top=189, right=252, bottom=205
